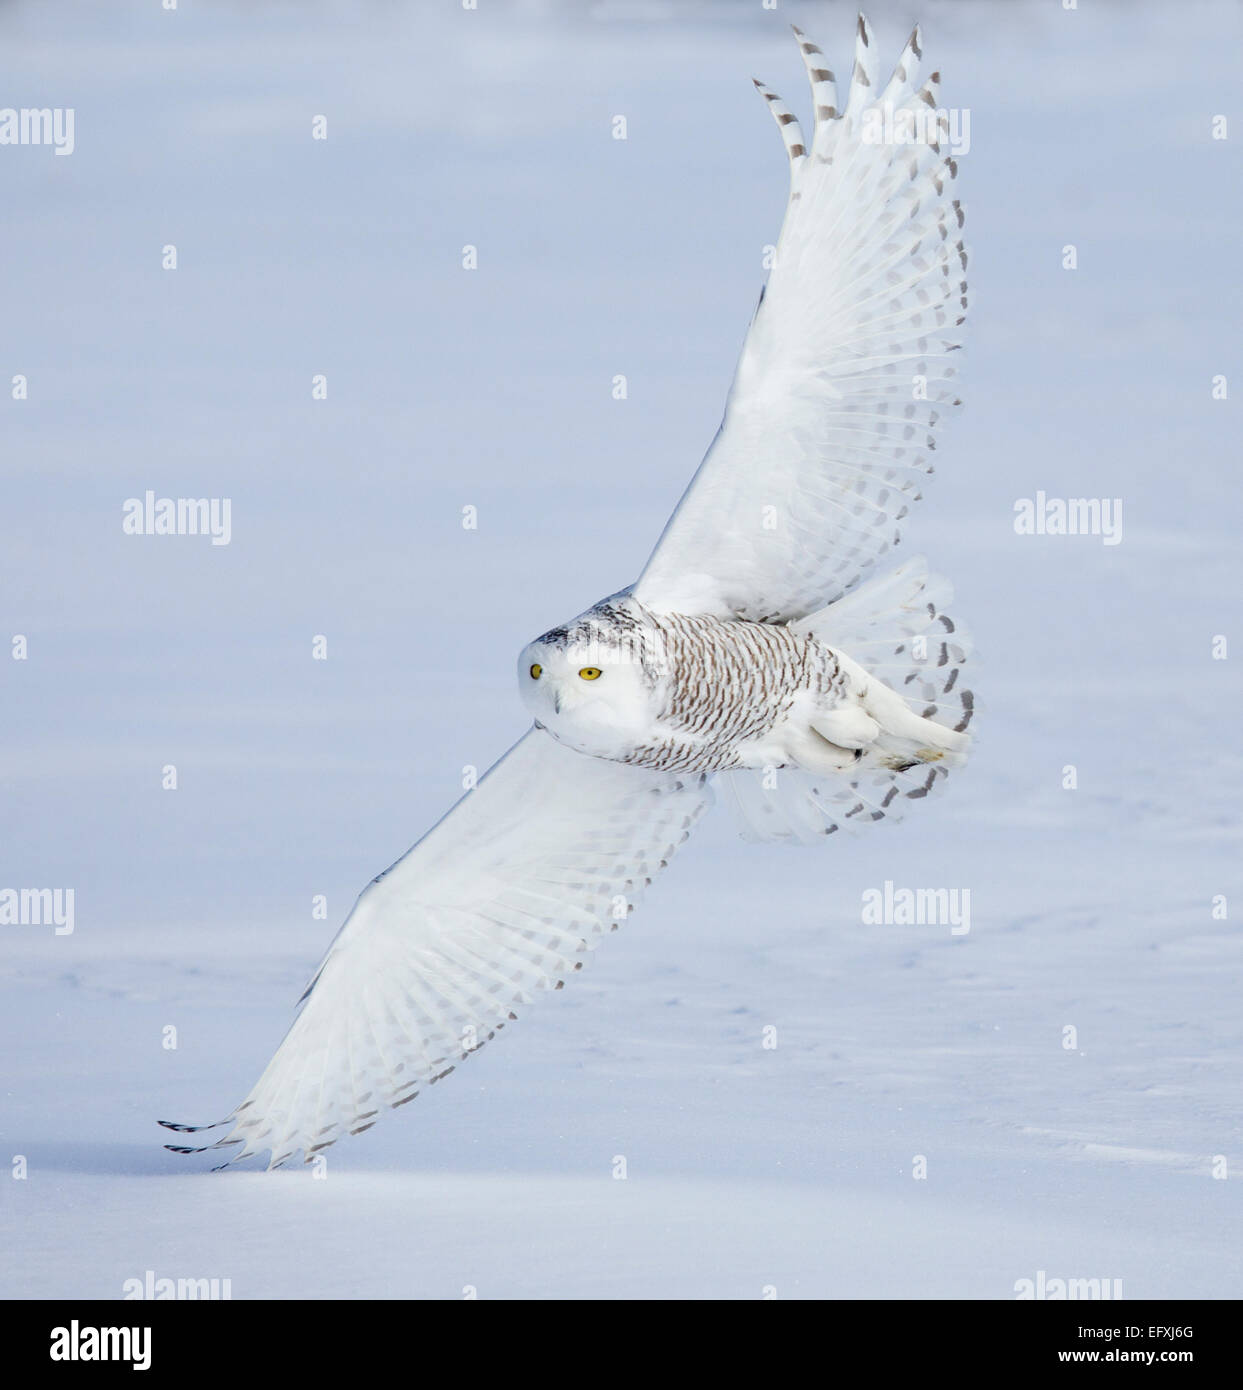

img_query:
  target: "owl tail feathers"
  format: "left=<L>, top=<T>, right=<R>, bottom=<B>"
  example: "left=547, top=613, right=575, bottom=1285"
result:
left=722, top=558, right=974, bottom=844
left=794, top=556, right=975, bottom=746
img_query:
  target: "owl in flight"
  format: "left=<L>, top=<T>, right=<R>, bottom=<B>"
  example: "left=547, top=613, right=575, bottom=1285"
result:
left=164, top=15, right=972, bottom=1168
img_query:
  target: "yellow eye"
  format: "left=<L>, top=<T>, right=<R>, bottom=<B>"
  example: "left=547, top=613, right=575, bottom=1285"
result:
left=529, top=663, right=542, bottom=679
left=578, top=667, right=602, bottom=681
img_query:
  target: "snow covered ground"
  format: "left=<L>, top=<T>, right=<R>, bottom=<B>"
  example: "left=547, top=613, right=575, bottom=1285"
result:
left=2, top=0, right=1241, bottom=1299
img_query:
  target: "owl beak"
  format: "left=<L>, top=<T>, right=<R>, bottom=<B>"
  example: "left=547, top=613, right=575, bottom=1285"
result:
left=552, top=691, right=563, bottom=714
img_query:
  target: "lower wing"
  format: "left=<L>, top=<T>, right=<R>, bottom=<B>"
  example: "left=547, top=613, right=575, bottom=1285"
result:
left=161, top=729, right=714, bottom=1167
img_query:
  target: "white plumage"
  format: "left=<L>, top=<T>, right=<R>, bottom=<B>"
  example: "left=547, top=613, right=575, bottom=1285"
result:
left=163, top=14, right=975, bottom=1168
left=636, top=18, right=966, bottom=623
left=171, top=734, right=713, bottom=1165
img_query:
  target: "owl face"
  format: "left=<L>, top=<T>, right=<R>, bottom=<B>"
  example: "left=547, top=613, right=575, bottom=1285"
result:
left=518, top=611, right=658, bottom=759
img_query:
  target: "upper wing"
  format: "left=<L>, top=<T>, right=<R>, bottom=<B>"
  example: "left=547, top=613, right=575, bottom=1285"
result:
left=633, top=17, right=968, bottom=624
left=162, top=729, right=713, bottom=1167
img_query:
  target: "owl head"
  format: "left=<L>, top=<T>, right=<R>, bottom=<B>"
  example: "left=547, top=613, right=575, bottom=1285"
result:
left=518, top=596, right=665, bottom=759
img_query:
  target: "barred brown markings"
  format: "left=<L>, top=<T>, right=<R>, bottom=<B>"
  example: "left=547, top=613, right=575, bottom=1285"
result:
left=955, top=690, right=974, bottom=732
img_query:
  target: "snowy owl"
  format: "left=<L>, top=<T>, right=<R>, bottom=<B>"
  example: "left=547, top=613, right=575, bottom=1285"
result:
left=164, top=15, right=973, bottom=1168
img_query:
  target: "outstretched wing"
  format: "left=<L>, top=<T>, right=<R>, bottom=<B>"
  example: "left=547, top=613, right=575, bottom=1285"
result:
left=162, top=729, right=713, bottom=1167
left=633, top=17, right=968, bottom=624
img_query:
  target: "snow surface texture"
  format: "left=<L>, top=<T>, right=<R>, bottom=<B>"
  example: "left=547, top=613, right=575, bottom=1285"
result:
left=2, top=0, right=1241, bottom=1299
